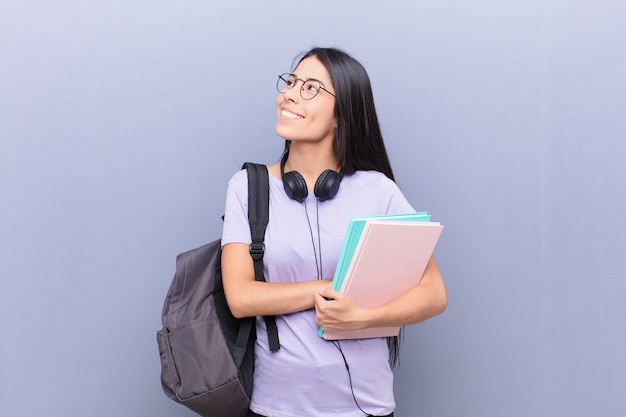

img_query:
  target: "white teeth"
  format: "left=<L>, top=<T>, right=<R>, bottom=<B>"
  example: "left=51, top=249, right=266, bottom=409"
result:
left=282, top=109, right=303, bottom=119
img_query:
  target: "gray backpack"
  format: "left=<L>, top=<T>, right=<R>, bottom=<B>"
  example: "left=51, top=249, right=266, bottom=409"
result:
left=157, top=163, right=279, bottom=417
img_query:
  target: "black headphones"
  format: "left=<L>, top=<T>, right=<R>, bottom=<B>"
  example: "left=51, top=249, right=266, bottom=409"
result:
left=280, top=151, right=343, bottom=202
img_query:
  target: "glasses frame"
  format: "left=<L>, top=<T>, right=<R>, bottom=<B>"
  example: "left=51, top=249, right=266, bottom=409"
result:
left=276, top=73, right=336, bottom=100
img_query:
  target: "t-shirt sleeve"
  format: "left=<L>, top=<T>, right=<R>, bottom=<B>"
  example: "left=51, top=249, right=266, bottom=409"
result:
left=221, top=169, right=251, bottom=246
left=381, top=176, right=416, bottom=214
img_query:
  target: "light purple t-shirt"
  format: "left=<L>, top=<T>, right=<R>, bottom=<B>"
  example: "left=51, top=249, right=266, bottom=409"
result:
left=221, top=169, right=415, bottom=417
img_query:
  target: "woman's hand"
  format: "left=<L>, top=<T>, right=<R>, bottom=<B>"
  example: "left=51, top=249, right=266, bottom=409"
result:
left=314, top=288, right=372, bottom=332
left=314, top=256, right=447, bottom=332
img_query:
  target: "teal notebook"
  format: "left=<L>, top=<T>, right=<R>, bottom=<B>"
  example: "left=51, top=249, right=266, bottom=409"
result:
left=319, top=212, right=432, bottom=338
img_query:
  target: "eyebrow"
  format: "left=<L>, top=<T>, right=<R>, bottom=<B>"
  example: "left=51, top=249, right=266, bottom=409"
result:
left=290, top=73, right=329, bottom=88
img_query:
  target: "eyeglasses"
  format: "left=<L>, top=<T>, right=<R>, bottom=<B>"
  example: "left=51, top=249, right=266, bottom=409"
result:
left=276, top=73, right=336, bottom=100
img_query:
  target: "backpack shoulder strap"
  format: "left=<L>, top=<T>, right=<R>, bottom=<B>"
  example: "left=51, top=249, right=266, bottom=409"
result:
left=239, top=162, right=280, bottom=352
left=243, top=162, right=269, bottom=272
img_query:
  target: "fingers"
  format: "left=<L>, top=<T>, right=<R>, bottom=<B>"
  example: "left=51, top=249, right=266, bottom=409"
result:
left=314, top=289, right=352, bottom=330
left=318, top=287, right=341, bottom=300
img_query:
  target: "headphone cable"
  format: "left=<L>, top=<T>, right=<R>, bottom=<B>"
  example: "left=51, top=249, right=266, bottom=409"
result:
left=315, top=200, right=323, bottom=278
left=307, top=200, right=376, bottom=416
left=332, top=340, right=375, bottom=416
left=303, top=199, right=322, bottom=280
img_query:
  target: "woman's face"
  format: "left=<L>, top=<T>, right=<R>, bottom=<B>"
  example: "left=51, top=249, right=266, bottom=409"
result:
left=275, top=56, right=336, bottom=145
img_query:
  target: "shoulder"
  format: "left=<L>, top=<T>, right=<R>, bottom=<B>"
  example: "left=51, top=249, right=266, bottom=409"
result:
left=341, top=170, right=414, bottom=214
left=343, top=170, right=399, bottom=192
left=228, top=168, right=249, bottom=185
left=226, top=168, right=252, bottom=199
left=229, top=164, right=275, bottom=187
left=224, top=168, right=250, bottom=213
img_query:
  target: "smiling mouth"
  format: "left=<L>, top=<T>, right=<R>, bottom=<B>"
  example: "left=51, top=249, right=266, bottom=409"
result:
left=281, top=109, right=304, bottom=120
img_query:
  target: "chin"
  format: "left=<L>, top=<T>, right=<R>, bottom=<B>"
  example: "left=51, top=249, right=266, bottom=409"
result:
left=275, top=125, right=297, bottom=141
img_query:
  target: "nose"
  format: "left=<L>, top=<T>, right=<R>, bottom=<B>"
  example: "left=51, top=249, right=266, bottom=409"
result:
left=282, top=83, right=300, bottom=102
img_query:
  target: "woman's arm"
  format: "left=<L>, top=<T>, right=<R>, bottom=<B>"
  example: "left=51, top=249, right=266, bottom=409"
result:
left=314, top=256, right=447, bottom=332
left=221, top=242, right=331, bottom=318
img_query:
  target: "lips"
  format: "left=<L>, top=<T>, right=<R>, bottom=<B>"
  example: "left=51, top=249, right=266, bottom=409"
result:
left=281, top=108, right=304, bottom=120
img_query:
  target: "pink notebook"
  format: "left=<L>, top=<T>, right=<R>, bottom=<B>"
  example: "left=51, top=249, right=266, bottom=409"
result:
left=321, top=220, right=443, bottom=340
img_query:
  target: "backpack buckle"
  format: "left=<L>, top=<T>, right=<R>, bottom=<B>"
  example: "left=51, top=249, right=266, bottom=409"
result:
left=249, top=242, right=265, bottom=258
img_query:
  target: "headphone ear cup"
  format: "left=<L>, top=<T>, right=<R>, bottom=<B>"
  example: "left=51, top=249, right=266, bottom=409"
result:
left=283, top=170, right=308, bottom=202
left=314, top=170, right=342, bottom=202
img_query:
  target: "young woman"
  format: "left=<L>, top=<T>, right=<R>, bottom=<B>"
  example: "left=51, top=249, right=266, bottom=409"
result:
left=221, top=47, right=447, bottom=417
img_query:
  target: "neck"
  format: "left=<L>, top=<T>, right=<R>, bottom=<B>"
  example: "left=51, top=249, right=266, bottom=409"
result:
left=284, top=143, right=338, bottom=177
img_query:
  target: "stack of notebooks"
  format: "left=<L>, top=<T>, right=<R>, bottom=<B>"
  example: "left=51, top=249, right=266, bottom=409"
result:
left=319, top=212, right=444, bottom=340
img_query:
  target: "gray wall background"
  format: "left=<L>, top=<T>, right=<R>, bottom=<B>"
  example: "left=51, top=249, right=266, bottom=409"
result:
left=1, top=1, right=625, bottom=416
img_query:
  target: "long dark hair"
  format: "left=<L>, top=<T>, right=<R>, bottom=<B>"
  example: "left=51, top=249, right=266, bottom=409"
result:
left=285, top=47, right=401, bottom=366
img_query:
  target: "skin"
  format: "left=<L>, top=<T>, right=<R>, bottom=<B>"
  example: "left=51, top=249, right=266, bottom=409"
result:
left=221, top=56, right=447, bottom=331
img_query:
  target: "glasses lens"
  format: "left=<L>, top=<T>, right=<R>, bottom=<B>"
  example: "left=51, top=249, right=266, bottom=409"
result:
left=301, top=80, right=321, bottom=100
left=277, top=73, right=294, bottom=93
